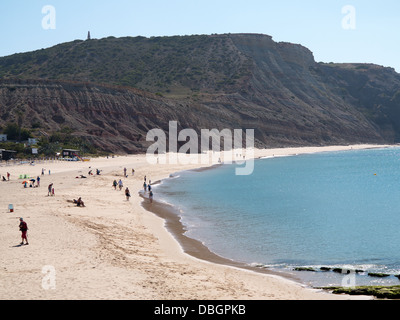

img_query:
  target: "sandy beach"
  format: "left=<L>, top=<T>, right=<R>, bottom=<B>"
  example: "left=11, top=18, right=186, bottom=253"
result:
left=0, top=144, right=387, bottom=300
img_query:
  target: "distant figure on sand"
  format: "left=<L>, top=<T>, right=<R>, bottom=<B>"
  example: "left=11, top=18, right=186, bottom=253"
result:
left=149, top=190, right=153, bottom=203
left=143, top=182, right=147, bottom=192
left=112, top=180, right=117, bottom=190
left=74, top=197, right=85, bottom=207
left=118, top=179, right=123, bottom=190
left=148, top=184, right=151, bottom=192
left=124, top=167, right=127, bottom=177
left=19, top=218, right=29, bottom=245
left=125, top=188, right=131, bottom=201
left=7, top=172, right=10, bottom=181
left=48, top=183, right=53, bottom=196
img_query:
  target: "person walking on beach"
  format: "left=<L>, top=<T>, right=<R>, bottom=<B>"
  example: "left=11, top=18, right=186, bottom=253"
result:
left=19, top=218, right=29, bottom=245
left=37, top=176, right=40, bottom=187
left=132, top=168, right=135, bottom=176
left=7, top=172, right=10, bottom=181
left=48, top=183, right=53, bottom=196
left=143, top=182, right=147, bottom=193
left=148, top=183, right=152, bottom=192
left=124, top=167, right=127, bottom=177
left=149, top=190, right=153, bottom=203
left=125, top=187, right=131, bottom=201
left=112, top=180, right=117, bottom=190
left=118, top=179, right=123, bottom=191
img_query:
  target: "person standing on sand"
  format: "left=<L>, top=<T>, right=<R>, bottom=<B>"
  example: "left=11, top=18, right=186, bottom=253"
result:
left=118, top=179, right=123, bottom=191
left=7, top=172, right=10, bottom=181
left=125, top=187, right=131, bottom=201
left=149, top=190, right=153, bottom=203
left=48, top=183, right=53, bottom=196
left=19, top=218, right=29, bottom=245
left=112, top=180, right=117, bottom=190
left=143, top=182, right=147, bottom=193
left=124, top=167, right=127, bottom=177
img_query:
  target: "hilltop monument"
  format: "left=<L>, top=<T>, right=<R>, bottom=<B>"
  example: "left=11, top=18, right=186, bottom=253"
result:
left=87, top=31, right=91, bottom=40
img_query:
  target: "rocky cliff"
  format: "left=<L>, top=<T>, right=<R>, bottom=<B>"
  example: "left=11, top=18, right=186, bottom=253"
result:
left=0, top=33, right=399, bottom=153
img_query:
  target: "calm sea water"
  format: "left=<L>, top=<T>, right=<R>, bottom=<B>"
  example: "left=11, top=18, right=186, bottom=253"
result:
left=154, top=147, right=400, bottom=287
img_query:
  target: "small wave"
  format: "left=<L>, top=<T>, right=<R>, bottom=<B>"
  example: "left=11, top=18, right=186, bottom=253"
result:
left=259, top=154, right=295, bottom=160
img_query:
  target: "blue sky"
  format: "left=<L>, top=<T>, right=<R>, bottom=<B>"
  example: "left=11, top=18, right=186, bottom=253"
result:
left=0, top=0, right=399, bottom=71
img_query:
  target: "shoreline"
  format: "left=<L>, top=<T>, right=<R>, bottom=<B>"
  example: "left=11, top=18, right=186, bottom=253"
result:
left=140, top=188, right=301, bottom=283
left=1, top=144, right=390, bottom=300
left=138, top=144, right=395, bottom=296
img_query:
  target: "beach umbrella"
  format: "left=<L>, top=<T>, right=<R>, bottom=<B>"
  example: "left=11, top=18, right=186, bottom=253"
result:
left=22, top=181, right=28, bottom=184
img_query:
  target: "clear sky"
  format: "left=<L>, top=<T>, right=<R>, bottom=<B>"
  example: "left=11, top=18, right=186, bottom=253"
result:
left=0, top=0, right=399, bottom=71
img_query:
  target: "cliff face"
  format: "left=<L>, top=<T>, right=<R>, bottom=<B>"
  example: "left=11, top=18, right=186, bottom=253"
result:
left=0, top=34, right=399, bottom=153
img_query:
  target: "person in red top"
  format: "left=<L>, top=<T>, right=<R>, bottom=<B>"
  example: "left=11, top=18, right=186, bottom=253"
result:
left=19, top=218, right=29, bottom=245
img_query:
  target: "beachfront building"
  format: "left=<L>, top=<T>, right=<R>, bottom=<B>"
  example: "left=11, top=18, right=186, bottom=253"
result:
left=27, top=138, right=38, bottom=145
left=0, top=149, right=17, bottom=161
left=61, top=149, right=81, bottom=159
left=0, top=134, right=7, bottom=142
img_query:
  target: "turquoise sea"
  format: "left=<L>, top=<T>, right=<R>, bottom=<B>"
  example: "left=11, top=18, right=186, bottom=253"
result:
left=154, top=147, right=400, bottom=287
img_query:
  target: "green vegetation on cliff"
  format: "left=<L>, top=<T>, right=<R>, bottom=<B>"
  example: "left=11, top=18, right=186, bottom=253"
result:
left=0, top=35, right=252, bottom=97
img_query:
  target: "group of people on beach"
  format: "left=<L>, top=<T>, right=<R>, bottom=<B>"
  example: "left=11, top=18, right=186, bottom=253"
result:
left=111, top=169, right=153, bottom=203
left=113, top=168, right=133, bottom=201
left=143, top=175, right=154, bottom=203
left=13, top=164, right=157, bottom=247
left=1, top=172, right=10, bottom=181
left=23, top=176, right=41, bottom=188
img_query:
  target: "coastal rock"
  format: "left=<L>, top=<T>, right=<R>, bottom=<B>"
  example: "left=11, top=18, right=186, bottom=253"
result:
left=367, top=272, right=391, bottom=278
left=293, top=267, right=316, bottom=272
left=324, top=286, right=400, bottom=299
left=320, top=267, right=331, bottom=272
